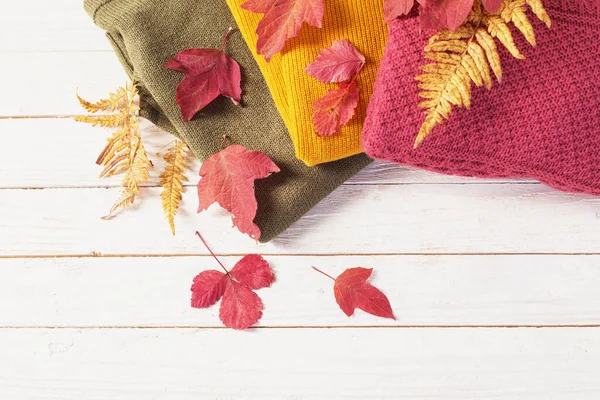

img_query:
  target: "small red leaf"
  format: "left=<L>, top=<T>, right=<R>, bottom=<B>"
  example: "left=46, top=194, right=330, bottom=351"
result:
left=482, top=0, right=502, bottom=13
left=312, top=80, right=360, bottom=136
left=242, top=0, right=325, bottom=61
left=190, top=232, right=275, bottom=330
left=165, top=31, right=242, bottom=121
left=314, top=266, right=395, bottom=320
left=333, top=267, right=372, bottom=317
left=305, top=39, right=365, bottom=84
left=197, top=145, right=280, bottom=240
left=220, top=280, right=264, bottom=330
left=190, top=270, right=228, bottom=309
left=384, top=0, right=415, bottom=23
left=229, top=254, right=275, bottom=290
left=419, top=0, right=475, bottom=32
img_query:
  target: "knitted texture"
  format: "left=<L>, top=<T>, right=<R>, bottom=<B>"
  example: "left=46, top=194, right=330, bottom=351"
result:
left=363, top=0, right=600, bottom=195
left=84, top=0, right=371, bottom=242
left=225, top=0, right=388, bottom=166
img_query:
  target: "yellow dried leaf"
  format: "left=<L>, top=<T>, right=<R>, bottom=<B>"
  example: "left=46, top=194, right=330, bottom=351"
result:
left=102, top=191, right=136, bottom=220
left=73, top=113, right=128, bottom=128
left=526, top=0, right=551, bottom=28
left=425, top=40, right=469, bottom=54
left=76, top=84, right=131, bottom=114
left=414, top=0, right=551, bottom=147
left=467, top=41, right=492, bottom=90
left=75, top=83, right=153, bottom=219
left=159, top=140, right=188, bottom=235
left=500, top=0, right=537, bottom=47
left=475, top=29, right=503, bottom=82
left=482, top=14, right=525, bottom=59
left=461, top=54, right=483, bottom=87
left=424, top=52, right=463, bottom=64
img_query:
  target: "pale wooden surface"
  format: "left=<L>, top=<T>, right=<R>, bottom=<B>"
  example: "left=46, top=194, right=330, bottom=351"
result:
left=1, top=2, right=599, bottom=399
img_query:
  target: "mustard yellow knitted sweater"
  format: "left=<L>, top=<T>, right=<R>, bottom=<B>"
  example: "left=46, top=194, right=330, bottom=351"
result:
left=226, top=0, right=387, bottom=166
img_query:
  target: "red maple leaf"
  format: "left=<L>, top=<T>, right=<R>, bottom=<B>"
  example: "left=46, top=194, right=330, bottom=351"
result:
left=197, top=143, right=280, bottom=240
left=418, top=0, right=475, bottom=32
left=191, top=232, right=275, bottom=330
left=165, top=28, right=242, bottom=122
left=481, top=0, right=502, bottom=13
left=312, top=80, right=360, bottom=136
left=241, top=0, right=325, bottom=62
left=305, top=39, right=365, bottom=84
left=313, top=266, right=395, bottom=319
left=384, top=0, right=415, bottom=23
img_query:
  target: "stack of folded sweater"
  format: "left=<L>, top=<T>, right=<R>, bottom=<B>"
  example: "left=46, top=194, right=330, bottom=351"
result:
left=84, top=0, right=386, bottom=242
left=84, top=0, right=599, bottom=242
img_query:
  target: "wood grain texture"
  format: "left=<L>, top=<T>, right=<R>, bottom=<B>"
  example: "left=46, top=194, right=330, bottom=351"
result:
left=3, top=0, right=600, bottom=397
left=0, top=1, right=110, bottom=52
left=1, top=184, right=599, bottom=256
left=0, top=53, right=127, bottom=117
left=0, top=119, right=528, bottom=189
left=2, top=328, right=600, bottom=399
left=0, top=255, right=599, bottom=328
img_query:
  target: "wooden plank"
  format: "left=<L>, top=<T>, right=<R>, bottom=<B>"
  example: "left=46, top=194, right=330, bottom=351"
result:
left=1, top=328, right=599, bottom=399
left=0, top=1, right=111, bottom=52
left=1, top=255, right=600, bottom=327
left=0, top=119, right=527, bottom=188
left=1, top=184, right=599, bottom=256
left=1, top=53, right=127, bottom=117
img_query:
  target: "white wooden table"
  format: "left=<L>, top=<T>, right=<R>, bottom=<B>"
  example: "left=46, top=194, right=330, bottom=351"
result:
left=1, top=1, right=600, bottom=398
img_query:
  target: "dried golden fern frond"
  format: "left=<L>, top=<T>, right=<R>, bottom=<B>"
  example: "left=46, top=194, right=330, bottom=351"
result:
left=74, top=113, right=129, bottom=128
left=159, top=140, right=188, bottom=235
left=482, top=13, right=524, bottom=59
left=76, top=83, right=131, bottom=114
left=499, top=0, right=537, bottom=46
left=414, top=0, right=551, bottom=147
left=102, top=132, right=152, bottom=219
left=75, top=83, right=153, bottom=219
left=526, top=0, right=552, bottom=28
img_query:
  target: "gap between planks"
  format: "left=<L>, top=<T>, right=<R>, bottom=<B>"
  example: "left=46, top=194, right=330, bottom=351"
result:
left=1, top=181, right=541, bottom=190
left=0, top=115, right=75, bottom=119
left=1, top=252, right=599, bottom=259
left=1, top=325, right=600, bottom=330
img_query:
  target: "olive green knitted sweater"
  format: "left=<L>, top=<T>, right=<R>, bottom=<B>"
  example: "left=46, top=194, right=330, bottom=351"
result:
left=84, top=0, right=371, bottom=242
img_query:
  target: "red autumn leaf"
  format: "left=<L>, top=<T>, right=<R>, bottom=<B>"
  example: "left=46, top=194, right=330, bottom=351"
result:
left=481, top=0, right=502, bottom=13
left=197, top=144, right=280, bottom=240
left=241, top=0, right=325, bottom=62
left=229, top=254, right=275, bottom=290
left=384, top=0, right=415, bottom=23
left=165, top=29, right=242, bottom=122
left=313, top=266, right=395, bottom=320
left=190, top=232, right=275, bottom=330
left=305, top=39, right=365, bottom=84
left=191, top=270, right=228, bottom=308
left=220, top=281, right=265, bottom=330
left=312, top=80, right=360, bottom=136
left=419, top=0, right=475, bottom=32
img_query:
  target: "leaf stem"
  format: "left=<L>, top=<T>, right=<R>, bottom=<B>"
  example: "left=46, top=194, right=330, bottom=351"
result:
left=222, top=27, right=233, bottom=51
left=195, top=231, right=229, bottom=274
left=311, top=266, right=336, bottom=281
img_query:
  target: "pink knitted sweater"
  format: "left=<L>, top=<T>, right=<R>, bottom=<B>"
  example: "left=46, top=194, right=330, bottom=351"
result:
left=363, top=0, right=600, bottom=195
